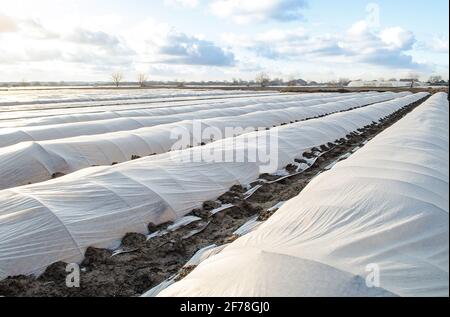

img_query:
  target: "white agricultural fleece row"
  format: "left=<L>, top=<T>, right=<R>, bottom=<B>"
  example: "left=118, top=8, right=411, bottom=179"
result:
left=0, top=89, right=262, bottom=108
left=0, top=92, right=428, bottom=279
left=0, top=92, right=343, bottom=127
left=158, top=93, right=449, bottom=297
left=0, top=92, right=383, bottom=147
left=0, top=92, right=408, bottom=190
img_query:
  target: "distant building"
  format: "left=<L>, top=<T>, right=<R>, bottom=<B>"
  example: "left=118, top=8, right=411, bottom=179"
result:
left=287, top=79, right=307, bottom=86
left=348, top=80, right=423, bottom=88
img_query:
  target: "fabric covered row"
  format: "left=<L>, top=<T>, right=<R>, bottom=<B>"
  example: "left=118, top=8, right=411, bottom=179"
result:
left=0, top=92, right=345, bottom=127
left=0, top=92, right=429, bottom=279
left=0, top=92, right=386, bottom=147
left=0, top=92, right=282, bottom=127
left=0, top=93, right=410, bottom=189
left=158, top=93, right=448, bottom=297
left=0, top=89, right=261, bottom=108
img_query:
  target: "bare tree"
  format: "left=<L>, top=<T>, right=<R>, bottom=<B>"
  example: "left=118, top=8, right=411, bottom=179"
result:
left=408, top=72, right=420, bottom=88
left=255, top=72, right=270, bottom=87
left=429, top=75, right=443, bottom=84
left=137, top=73, right=148, bottom=87
left=338, top=78, right=350, bottom=87
left=111, top=72, right=124, bottom=87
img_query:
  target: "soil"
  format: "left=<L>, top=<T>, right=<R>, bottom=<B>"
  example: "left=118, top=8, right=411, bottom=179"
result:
left=0, top=95, right=429, bottom=297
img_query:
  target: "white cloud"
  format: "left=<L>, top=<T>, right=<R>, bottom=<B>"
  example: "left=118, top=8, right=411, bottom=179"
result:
left=164, top=0, right=199, bottom=8
left=224, top=20, right=425, bottom=72
left=158, top=31, right=236, bottom=66
left=0, top=3, right=446, bottom=82
left=223, top=28, right=343, bottom=60
left=380, top=27, right=415, bottom=50
left=18, top=18, right=59, bottom=39
left=0, top=12, right=236, bottom=78
left=210, top=0, right=308, bottom=24
left=126, top=19, right=235, bottom=67
left=0, top=16, right=134, bottom=71
left=348, top=20, right=370, bottom=36
left=429, top=36, right=449, bottom=53
left=65, top=28, right=120, bottom=46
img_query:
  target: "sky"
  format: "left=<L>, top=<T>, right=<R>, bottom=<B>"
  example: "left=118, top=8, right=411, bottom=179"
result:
left=0, top=0, right=448, bottom=82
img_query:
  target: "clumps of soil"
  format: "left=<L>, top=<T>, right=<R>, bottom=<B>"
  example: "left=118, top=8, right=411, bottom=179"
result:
left=285, top=164, right=298, bottom=173
left=51, top=172, right=65, bottom=179
left=237, top=200, right=264, bottom=217
left=302, top=152, right=317, bottom=159
left=131, top=155, right=141, bottom=160
left=121, top=233, right=147, bottom=249
left=174, top=266, right=196, bottom=282
left=258, top=209, right=277, bottom=221
left=320, top=144, right=330, bottom=152
left=218, top=185, right=246, bottom=204
left=38, top=262, right=68, bottom=282
left=0, top=277, right=33, bottom=296
left=294, top=158, right=308, bottom=164
left=259, top=173, right=280, bottom=182
left=202, top=200, right=221, bottom=211
left=81, top=248, right=113, bottom=268
left=147, top=223, right=158, bottom=233
left=191, top=208, right=211, bottom=219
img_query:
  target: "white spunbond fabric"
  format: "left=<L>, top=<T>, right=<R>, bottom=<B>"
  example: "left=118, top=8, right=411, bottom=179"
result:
left=0, top=88, right=258, bottom=107
left=0, top=92, right=368, bottom=147
left=158, top=93, right=448, bottom=297
left=0, top=92, right=347, bottom=128
left=0, top=92, right=410, bottom=190
left=0, top=92, right=428, bottom=279
left=0, top=92, right=376, bottom=145
left=0, top=90, right=276, bottom=123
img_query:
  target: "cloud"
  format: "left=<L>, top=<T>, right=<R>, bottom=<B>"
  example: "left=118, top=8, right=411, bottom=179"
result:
left=344, top=21, right=424, bottom=69
left=223, top=28, right=344, bottom=60
left=0, top=41, right=63, bottom=64
left=0, top=22, right=134, bottom=70
left=429, top=36, right=449, bottom=53
left=164, top=0, right=199, bottom=8
left=126, top=19, right=236, bottom=67
left=380, top=27, right=415, bottom=50
left=224, top=20, right=425, bottom=71
left=210, top=0, right=308, bottom=24
left=65, top=28, right=120, bottom=46
left=0, top=13, right=17, bottom=32
left=18, top=18, right=59, bottom=39
left=158, top=31, right=236, bottom=66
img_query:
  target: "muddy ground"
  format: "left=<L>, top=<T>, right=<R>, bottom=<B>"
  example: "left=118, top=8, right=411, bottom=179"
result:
left=0, top=96, right=429, bottom=297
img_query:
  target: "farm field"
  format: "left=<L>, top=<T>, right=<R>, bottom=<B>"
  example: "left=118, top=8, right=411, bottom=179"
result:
left=0, top=88, right=447, bottom=297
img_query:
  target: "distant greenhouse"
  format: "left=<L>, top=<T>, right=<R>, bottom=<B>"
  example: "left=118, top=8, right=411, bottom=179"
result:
left=348, top=80, right=424, bottom=88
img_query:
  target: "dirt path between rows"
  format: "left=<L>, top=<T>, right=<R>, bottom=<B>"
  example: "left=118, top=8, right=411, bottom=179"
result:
left=0, top=95, right=429, bottom=297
